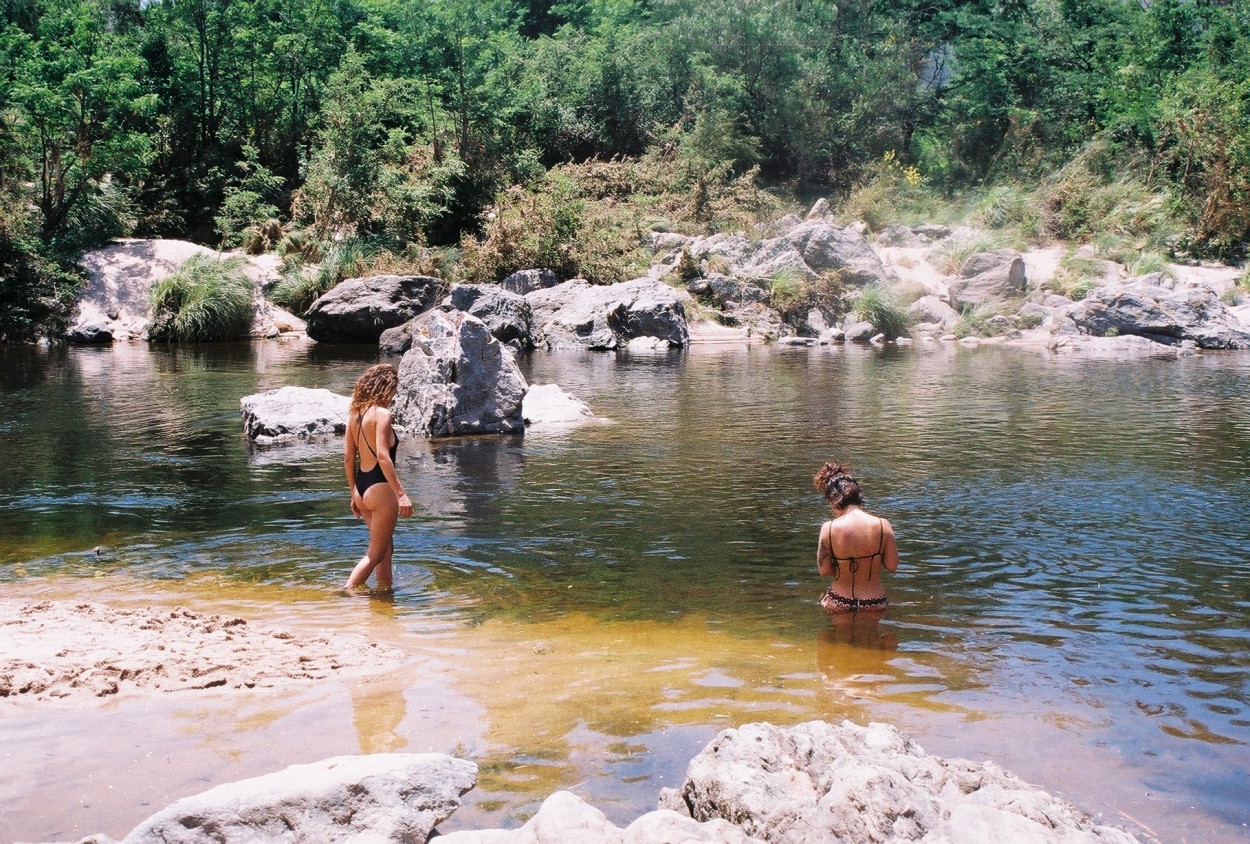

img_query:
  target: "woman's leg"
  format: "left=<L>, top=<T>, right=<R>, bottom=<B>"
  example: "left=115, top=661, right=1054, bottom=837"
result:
left=346, top=487, right=399, bottom=588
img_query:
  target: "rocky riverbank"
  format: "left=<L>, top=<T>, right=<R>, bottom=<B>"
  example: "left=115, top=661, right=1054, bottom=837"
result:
left=66, top=204, right=1250, bottom=359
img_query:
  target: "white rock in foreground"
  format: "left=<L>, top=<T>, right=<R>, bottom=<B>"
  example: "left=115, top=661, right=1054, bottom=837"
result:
left=438, top=790, right=760, bottom=844
left=658, top=721, right=1139, bottom=843
left=522, top=384, right=595, bottom=428
left=121, top=753, right=476, bottom=844
left=240, top=385, right=350, bottom=444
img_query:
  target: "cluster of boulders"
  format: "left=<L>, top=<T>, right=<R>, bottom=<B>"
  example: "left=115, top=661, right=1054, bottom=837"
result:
left=308, top=271, right=690, bottom=354
left=72, top=721, right=1140, bottom=844
left=67, top=208, right=1250, bottom=356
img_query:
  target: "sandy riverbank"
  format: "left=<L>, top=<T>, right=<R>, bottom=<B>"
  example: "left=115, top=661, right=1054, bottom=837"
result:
left=0, top=599, right=402, bottom=702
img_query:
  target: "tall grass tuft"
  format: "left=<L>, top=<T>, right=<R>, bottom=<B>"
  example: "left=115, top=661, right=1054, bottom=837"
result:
left=271, top=238, right=369, bottom=314
left=853, top=284, right=910, bottom=339
left=149, top=254, right=254, bottom=341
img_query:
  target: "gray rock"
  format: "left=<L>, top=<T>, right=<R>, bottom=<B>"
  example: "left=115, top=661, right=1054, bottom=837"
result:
left=536, top=277, right=689, bottom=350
left=122, top=753, right=476, bottom=844
left=499, top=268, right=562, bottom=296
left=648, top=233, right=694, bottom=254
left=912, top=223, right=951, bottom=241
left=777, top=336, right=816, bottom=347
left=306, top=275, right=444, bottom=343
left=438, top=790, right=760, bottom=844
left=720, top=301, right=786, bottom=340
left=1048, top=333, right=1183, bottom=358
left=843, top=320, right=878, bottom=342
left=66, top=320, right=114, bottom=344
left=949, top=252, right=1027, bottom=311
left=876, top=224, right=926, bottom=248
left=806, top=198, right=831, bottom=220
left=525, top=279, right=592, bottom=342
left=240, top=386, right=350, bottom=445
left=446, top=284, right=533, bottom=350
left=908, top=295, right=959, bottom=328
left=960, top=249, right=1023, bottom=278
left=1061, top=277, right=1250, bottom=349
left=704, top=273, right=769, bottom=307
left=393, top=310, right=528, bottom=437
left=522, top=384, right=594, bottom=428
left=783, top=222, right=897, bottom=286
left=659, top=721, right=1139, bottom=844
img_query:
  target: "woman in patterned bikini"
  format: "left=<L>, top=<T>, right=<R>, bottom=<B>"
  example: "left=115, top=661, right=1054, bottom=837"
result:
left=813, top=462, right=899, bottom=613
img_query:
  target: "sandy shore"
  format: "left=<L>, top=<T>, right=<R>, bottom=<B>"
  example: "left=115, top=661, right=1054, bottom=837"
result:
left=0, top=599, right=402, bottom=703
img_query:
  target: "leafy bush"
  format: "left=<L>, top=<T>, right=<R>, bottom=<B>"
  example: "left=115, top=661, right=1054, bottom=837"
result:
left=149, top=254, right=254, bottom=341
left=768, top=269, right=846, bottom=324
left=842, top=151, right=931, bottom=231
left=974, top=185, right=1044, bottom=242
left=215, top=146, right=283, bottom=248
left=852, top=284, right=910, bottom=339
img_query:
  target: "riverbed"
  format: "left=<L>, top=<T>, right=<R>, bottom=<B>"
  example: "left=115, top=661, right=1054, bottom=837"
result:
left=1, top=339, right=1248, bottom=842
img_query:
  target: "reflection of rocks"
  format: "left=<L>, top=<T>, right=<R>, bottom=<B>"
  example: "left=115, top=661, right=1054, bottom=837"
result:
left=240, top=385, right=349, bottom=444
left=392, top=310, right=527, bottom=437
left=658, top=721, right=1140, bottom=843
left=118, top=754, right=476, bottom=844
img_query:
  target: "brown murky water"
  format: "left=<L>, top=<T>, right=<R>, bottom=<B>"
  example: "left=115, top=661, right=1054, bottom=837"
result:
left=2, top=340, right=1248, bottom=842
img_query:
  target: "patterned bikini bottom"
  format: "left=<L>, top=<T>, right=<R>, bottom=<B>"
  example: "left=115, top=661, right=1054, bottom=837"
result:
left=820, top=587, right=888, bottom=612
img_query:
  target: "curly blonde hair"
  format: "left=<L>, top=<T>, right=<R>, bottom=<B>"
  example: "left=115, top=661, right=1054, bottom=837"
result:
left=349, top=364, right=399, bottom=415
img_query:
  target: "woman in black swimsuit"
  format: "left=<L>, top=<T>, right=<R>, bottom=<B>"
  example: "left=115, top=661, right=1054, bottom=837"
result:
left=813, top=462, right=899, bottom=613
left=343, top=364, right=412, bottom=589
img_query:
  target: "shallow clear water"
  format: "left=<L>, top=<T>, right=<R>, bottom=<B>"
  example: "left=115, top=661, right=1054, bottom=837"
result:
left=2, top=339, right=1249, bottom=841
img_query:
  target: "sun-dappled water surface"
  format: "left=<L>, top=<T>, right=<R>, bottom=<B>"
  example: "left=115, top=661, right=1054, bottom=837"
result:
left=2, top=339, right=1249, bottom=842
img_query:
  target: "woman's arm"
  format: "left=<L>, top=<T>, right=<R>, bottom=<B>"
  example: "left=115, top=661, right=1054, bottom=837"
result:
left=374, top=409, right=413, bottom=517
left=881, top=519, right=900, bottom=573
left=816, top=522, right=833, bottom=577
left=344, top=416, right=362, bottom=517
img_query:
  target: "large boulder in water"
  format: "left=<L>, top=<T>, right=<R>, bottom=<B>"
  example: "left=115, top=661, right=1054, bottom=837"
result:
left=530, top=276, right=689, bottom=350
left=306, top=275, right=444, bottom=343
left=1058, top=274, right=1250, bottom=349
left=658, top=720, right=1139, bottom=843
left=392, top=310, right=528, bottom=437
left=444, top=284, right=533, bottom=350
left=240, top=386, right=350, bottom=445
left=122, top=753, right=476, bottom=843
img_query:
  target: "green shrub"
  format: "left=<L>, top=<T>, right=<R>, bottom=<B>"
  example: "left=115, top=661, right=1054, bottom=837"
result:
left=1049, top=248, right=1107, bottom=299
left=952, top=305, right=1005, bottom=338
left=149, top=254, right=254, bottom=341
left=271, top=238, right=370, bottom=314
left=768, top=267, right=810, bottom=314
left=841, top=151, right=931, bottom=230
left=974, top=185, right=1044, bottom=241
left=1125, top=251, right=1171, bottom=278
left=852, top=284, right=910, bottom=339
left=1016, top=312, right=1043, bottom=329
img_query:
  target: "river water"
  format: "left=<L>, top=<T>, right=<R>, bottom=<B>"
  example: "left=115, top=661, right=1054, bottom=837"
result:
left=1, top=339, right=1248, bottom=842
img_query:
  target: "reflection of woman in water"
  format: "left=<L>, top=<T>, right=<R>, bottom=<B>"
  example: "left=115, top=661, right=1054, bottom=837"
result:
left=344, top=364, right=412, bottom=589
left=814, top=462, right=899, bottom=613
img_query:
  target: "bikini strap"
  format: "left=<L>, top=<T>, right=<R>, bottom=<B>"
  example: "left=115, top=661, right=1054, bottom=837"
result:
left=357, top=412, right=379, bottom=459
left=877, top=518, right=886, bottom=557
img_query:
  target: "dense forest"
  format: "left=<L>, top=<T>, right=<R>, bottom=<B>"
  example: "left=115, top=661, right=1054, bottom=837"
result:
left=2, top=0, right=1249, bottom=340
